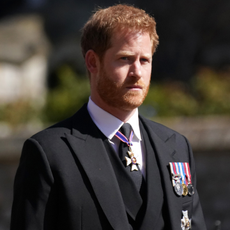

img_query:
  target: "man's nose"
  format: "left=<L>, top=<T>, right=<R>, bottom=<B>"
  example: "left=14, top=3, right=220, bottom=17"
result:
left=129, top=61, right=141, bottom=79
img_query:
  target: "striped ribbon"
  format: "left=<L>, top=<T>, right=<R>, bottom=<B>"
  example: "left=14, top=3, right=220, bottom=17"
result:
left=115, top=129, right=134, bottom=147
left=184, top=162, right=192, bottom=185
left=169, top=162, right=192, bottom=186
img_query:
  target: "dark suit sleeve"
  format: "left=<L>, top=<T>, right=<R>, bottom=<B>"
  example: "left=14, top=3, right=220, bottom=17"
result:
left=11, top=138, right=55, bottom=230
left=184, top=136, right=207, bottom=230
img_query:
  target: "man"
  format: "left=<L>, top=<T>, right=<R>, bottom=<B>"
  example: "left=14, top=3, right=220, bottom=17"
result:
left=11, top=4, right=206, bottom=230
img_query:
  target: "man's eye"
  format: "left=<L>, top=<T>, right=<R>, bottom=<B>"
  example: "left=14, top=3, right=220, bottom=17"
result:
left=140, top=58, right=149, bottom=63
left=121, top=57, right=128, bottom=60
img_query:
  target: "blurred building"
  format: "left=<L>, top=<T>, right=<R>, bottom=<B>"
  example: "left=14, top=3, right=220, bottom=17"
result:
left=0, top=14, right=50, bottom=105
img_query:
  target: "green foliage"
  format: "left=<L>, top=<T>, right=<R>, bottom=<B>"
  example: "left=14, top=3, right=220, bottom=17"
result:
left=1, top=67, right=230, bottom=126
left=143, top=81, right=198, bottom=117
left=42, top=65, right=90, bottom=122
left=142, top=68, right=230, bottom=117
left=191, top=68, right=230, bottom=115
left=0, top=100, right=41, bottom=126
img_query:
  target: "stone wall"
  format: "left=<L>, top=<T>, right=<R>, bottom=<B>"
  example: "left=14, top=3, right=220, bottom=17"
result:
left=0, top=14, right=49, bottom=105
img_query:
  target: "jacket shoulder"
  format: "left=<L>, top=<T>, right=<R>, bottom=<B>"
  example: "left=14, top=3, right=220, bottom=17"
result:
left=31, top=104, right=88, bottom=142
left=139, top=115, right=192, bottom=160
left=139, top=115, right=182, bottom=138
left=31, top=116, right=72, bottom=142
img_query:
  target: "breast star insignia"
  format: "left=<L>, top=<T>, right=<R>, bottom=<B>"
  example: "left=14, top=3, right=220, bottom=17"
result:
left=181, top=210, right=191, bottom=230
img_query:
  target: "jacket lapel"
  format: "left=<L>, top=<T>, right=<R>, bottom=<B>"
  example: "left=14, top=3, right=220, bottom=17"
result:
left=139, top=120, right=164, bottom=229
left=139, top=116, right=182, bottom=230
left=65, top=105, right=130, bottom=230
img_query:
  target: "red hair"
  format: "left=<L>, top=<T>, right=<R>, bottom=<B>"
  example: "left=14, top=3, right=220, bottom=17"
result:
left=81, top=4, right=159, bottom=60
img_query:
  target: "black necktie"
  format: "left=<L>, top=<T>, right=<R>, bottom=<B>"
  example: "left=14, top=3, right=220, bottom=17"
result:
left=119, top=123, right=143, bottom=191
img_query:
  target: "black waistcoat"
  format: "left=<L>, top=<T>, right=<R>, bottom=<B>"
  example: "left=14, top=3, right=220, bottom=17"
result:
left=103, top=119, right=166, bottom=230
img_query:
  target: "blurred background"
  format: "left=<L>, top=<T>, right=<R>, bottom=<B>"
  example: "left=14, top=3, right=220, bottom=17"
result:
left=0, top=0, right=230, bottom=229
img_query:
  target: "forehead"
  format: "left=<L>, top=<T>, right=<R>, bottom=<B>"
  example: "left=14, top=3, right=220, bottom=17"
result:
left=109, top=29, right=152, bottom=53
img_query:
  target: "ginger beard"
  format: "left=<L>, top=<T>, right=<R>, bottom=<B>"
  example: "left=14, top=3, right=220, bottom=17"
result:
left=96, top=64, right=150, bottom=111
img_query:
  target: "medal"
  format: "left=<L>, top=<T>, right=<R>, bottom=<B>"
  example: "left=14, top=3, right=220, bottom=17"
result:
left=181, top=210, right=191, bottom=230
left=125, top=146, right=139, bottom=171
left=187, top=184, right=194, bottom=196
left=178, top=163, right=188, bottom=197
left=184, top=163, right=195, bottom=196
left=115, top=128, right=140, bottom=171
left=169, top=162, right=194, bottom=197
left=174, top=181, right=183, bottom=196
left=182, top=183, right=188, bottom=196
left=169, top=162, right=183, bottom=196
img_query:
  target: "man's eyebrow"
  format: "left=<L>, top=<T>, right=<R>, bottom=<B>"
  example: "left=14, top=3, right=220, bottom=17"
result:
left=116, top=51, right=133, bottom=56
left=116, top=51, right=152, bottom=59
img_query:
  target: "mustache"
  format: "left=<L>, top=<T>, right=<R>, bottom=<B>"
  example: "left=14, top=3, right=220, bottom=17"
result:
left=122, top=78, right=148, bottom=88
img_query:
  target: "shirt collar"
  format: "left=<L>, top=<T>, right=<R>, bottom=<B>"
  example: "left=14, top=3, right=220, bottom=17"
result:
left=87, top=97, right=141, bottom=141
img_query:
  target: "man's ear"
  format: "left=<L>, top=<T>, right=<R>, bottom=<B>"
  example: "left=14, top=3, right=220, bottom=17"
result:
left=85, top=50, right=100, bottom=74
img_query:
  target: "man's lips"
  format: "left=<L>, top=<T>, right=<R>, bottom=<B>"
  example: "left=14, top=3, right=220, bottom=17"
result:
left=126, top=85, right=143, bottom=90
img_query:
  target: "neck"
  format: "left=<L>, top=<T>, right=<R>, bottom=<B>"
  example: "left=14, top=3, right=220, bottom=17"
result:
left=104, top=106, right=137, bottom=122
left=91, top=96, right=137, bottom=122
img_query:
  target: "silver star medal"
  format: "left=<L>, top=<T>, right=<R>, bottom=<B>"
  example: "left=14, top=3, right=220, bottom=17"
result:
left=125, top=146, right=139, bottom=171
left=181, top=210, right=191, bottom=230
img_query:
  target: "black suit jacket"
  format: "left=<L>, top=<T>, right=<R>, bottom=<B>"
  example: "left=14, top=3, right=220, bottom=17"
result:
left=11, top=104, right=206, bottom=230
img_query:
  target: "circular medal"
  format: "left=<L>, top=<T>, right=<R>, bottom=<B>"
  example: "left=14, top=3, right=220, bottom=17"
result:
left=174, top=182, right=183, bottom=196
left=131, top=156, right=137, bottom=164
left=182, top=183, right=188, bottom=196
left=187, top=184, right=194, bottom=196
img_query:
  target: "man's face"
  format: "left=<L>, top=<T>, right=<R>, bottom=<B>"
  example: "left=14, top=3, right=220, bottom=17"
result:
left=95, top=30, right=152, bottom=112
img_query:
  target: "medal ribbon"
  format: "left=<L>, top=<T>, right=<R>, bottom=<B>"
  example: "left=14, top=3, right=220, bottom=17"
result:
left=174, top=162, right=182, bottom=184
left=170, top=162, right=190, bottom=185
left=169, top=162, right=182, bottom=186
left=169, top=162, right=176, bottom=186
left=184, top=162, right=192, bottom=185
left=115, top=129, right=134, bottom=147
left=179, top=163, right=188, bottom=185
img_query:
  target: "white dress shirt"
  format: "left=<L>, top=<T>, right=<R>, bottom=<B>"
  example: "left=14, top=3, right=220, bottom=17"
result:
left=87, top=98, right=146, bottom=177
